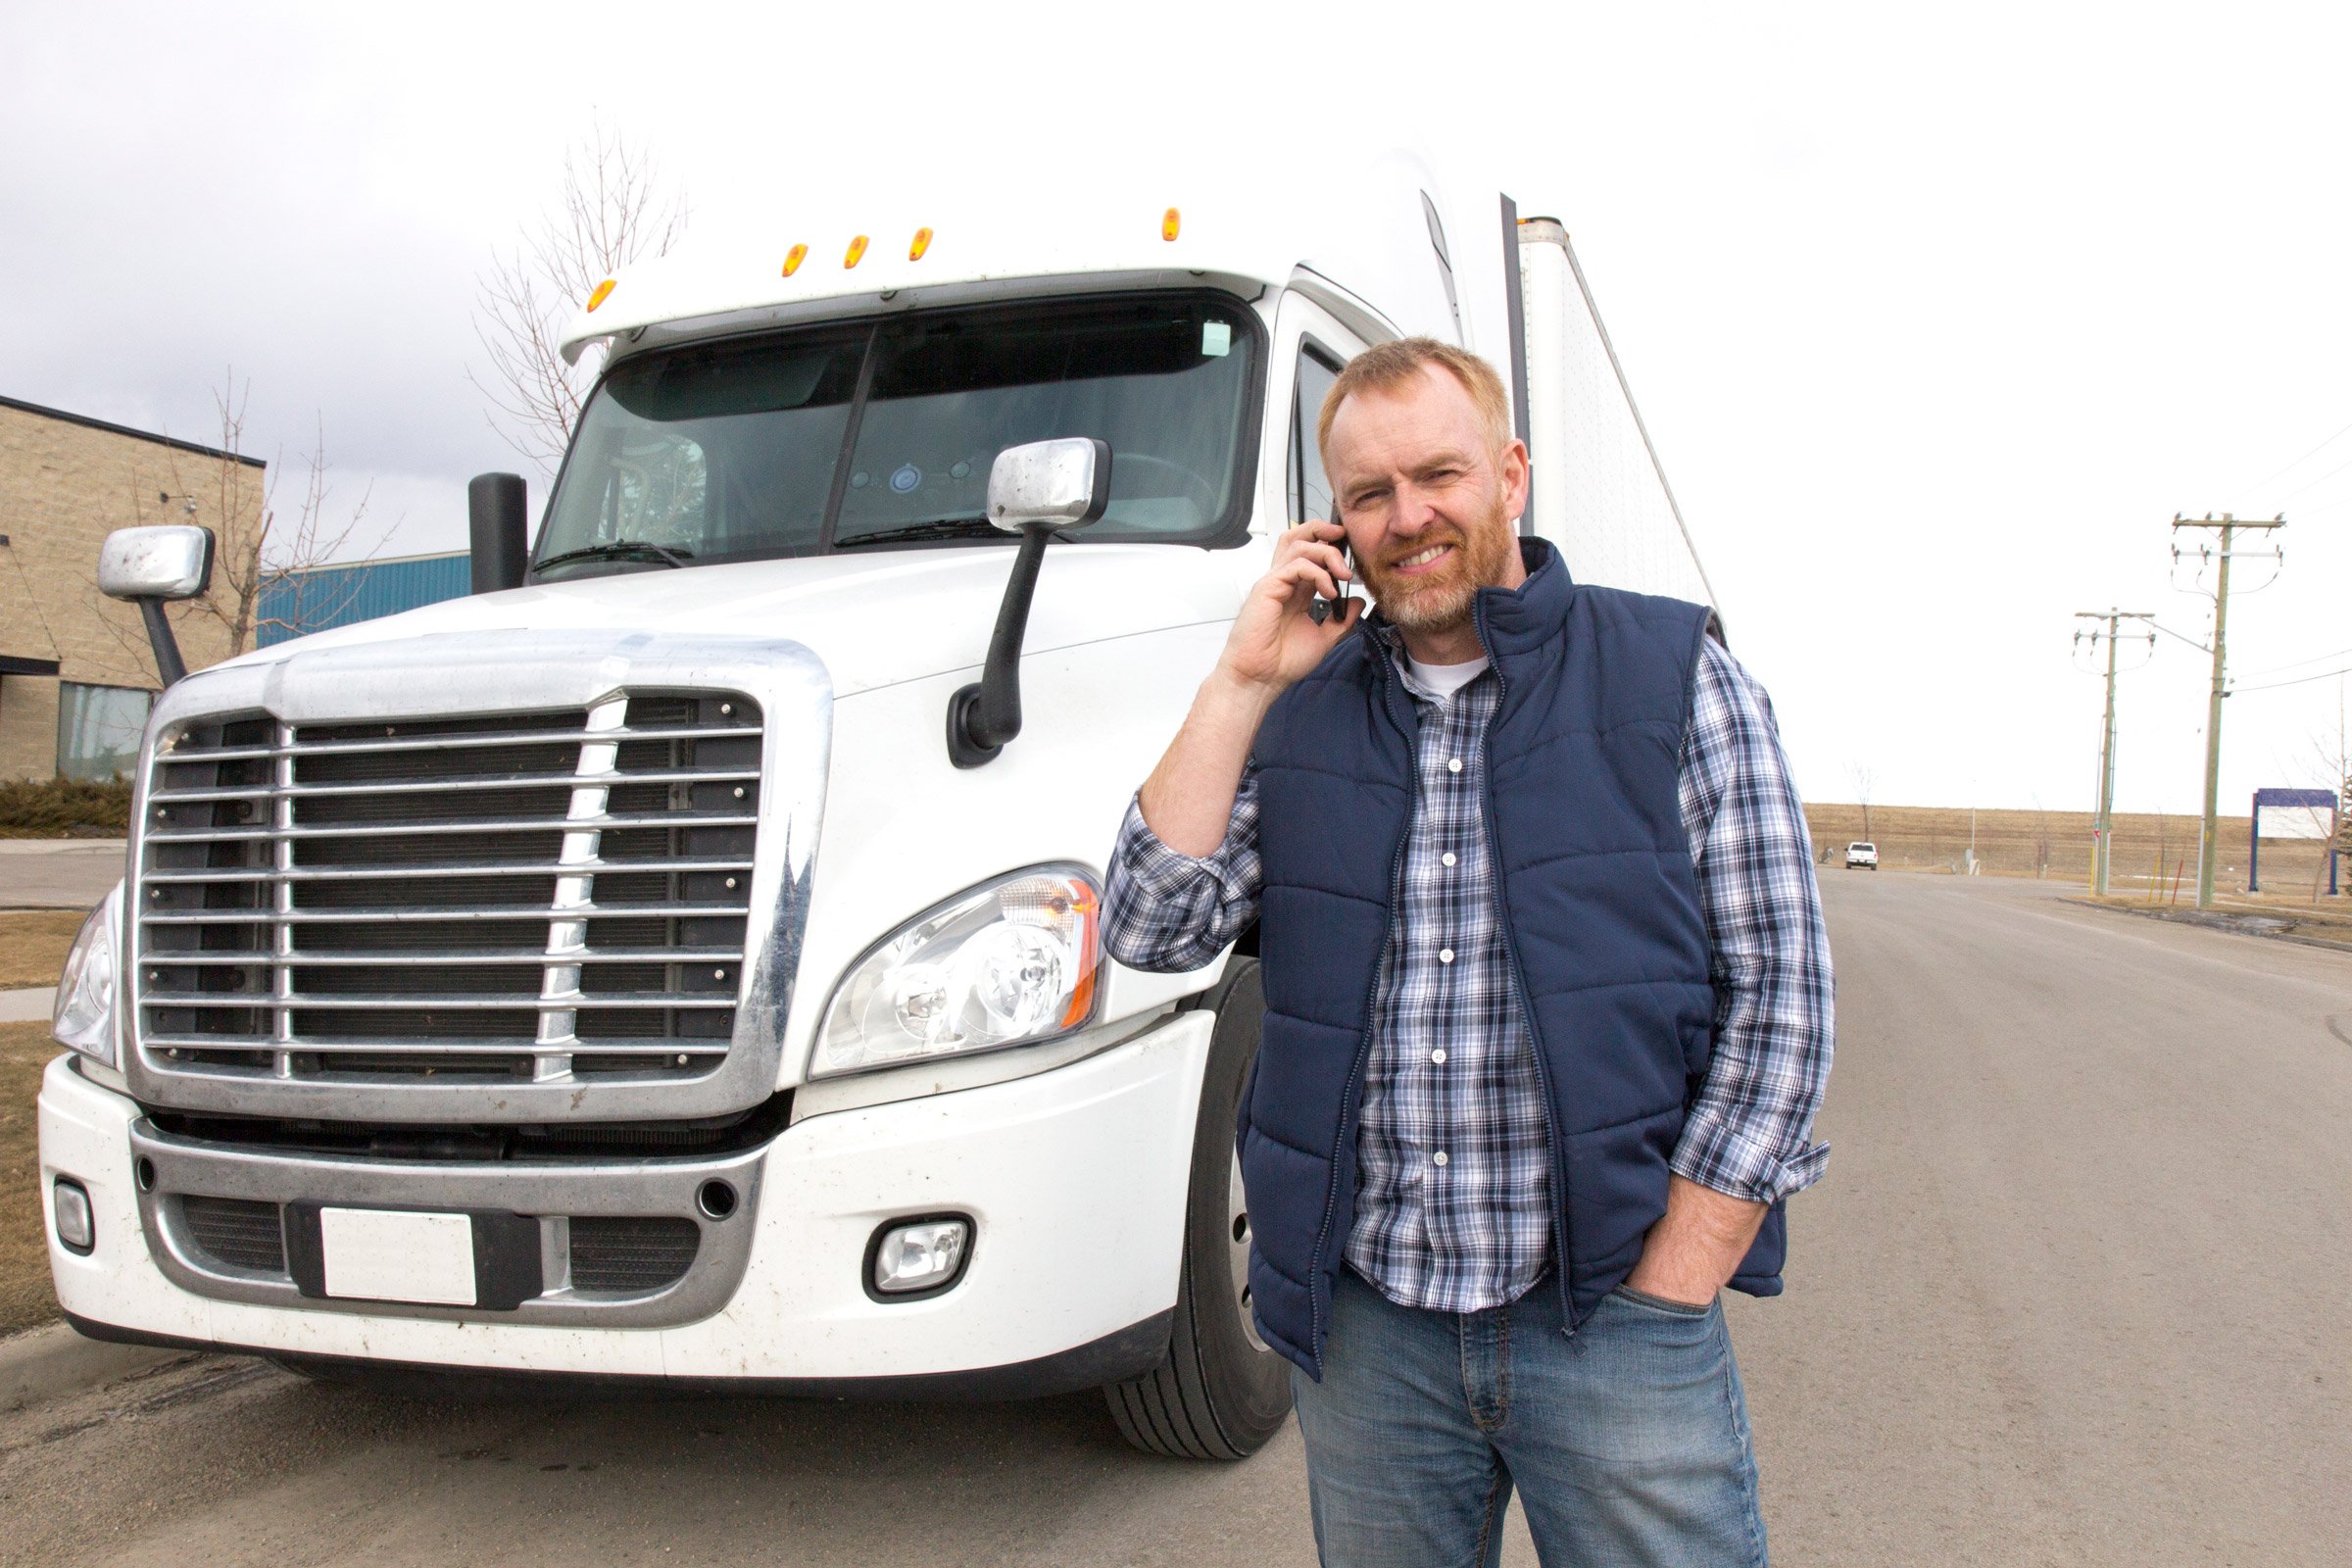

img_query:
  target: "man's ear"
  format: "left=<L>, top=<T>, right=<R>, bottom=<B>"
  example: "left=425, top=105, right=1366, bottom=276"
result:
left=1497, top=438, right=1532, bottom=520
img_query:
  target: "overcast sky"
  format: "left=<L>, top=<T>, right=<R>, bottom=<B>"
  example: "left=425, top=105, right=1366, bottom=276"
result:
left=7, top=2, right=2349, bottom=821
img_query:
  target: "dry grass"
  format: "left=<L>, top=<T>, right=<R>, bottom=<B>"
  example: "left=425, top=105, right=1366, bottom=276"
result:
left=0, top=1020, right=61, bottom=1336
left=1805, top=801, right=2348, bottom=903
left=0, top=776, right=130, bottom=839
left=0, top=908, right=86, bottom=990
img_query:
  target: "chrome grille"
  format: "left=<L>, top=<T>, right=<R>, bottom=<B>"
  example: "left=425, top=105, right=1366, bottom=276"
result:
left=134, top=691, right=762, bottom=1087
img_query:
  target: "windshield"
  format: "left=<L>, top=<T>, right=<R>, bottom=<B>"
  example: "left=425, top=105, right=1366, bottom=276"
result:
left=536, top=292, right=1260, bottom=576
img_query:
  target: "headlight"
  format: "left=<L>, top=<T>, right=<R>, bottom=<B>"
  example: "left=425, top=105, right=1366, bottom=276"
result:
left=816, top=867, right=1101, bottom=1076
left=53, top=883, right=122, bottom=1068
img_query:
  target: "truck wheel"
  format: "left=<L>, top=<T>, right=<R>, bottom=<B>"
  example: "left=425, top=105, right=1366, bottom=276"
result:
left=1103, top=957, right=1292, bottom=1459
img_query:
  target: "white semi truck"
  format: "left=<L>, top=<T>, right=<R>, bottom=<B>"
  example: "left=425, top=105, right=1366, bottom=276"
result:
left=40, top=153, right=1714, bottom=1459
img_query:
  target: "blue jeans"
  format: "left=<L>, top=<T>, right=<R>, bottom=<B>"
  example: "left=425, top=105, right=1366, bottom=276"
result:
left=1290, top=1266, right=1768, bottom=1567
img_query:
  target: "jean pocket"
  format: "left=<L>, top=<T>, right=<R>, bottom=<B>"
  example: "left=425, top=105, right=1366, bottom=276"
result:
left=1610, top=1285, right=1715, bottom=1319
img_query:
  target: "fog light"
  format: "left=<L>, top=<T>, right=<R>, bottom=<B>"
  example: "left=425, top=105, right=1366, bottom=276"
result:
left=869, top=1217, right=969, bottom=1297
left=53, top=1178, right=94, bottom=1254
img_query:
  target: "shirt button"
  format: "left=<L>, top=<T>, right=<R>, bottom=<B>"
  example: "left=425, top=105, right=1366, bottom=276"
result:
left=1431, top=1049, right=1447, bottom=1064
left=1433, top=1151, right=1449, bottom=1167
left=1439, top=948, right=1454, bottom=963
left=1442, top=852, right=1457, bottom=867
left=1447, top=758, right=1463, bottom=773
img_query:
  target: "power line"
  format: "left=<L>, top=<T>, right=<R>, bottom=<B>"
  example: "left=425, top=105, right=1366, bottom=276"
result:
left=2235, top=642, right=2352, bottom=680
left=2234, top=663, right=2352, bottom=695
left=2273, top=451, right=2352, bottom=505
left=2232, top=415, right=2352, bottom=498
left=2150, top=619, right=2212, bottom=656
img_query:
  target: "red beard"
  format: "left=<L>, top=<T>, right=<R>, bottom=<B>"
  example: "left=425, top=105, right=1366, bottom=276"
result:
left=1357, top=496, right=1519, bottom=633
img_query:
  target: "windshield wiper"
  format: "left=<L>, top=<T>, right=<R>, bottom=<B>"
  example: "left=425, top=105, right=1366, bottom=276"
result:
left=833, top=518, right=1008, bottom=549
left=536, top=540, right=695, bottom=572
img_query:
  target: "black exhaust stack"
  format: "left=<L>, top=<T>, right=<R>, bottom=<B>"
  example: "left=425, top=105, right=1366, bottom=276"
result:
left=468, top=473, right=529, bottom=593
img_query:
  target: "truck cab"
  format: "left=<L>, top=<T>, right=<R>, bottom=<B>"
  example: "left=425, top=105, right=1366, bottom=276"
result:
left=40, top=155, right=1714, bottom=1458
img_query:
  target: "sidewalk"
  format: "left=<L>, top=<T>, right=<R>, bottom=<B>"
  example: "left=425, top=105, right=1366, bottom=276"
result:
left=0, top=988, right=55, bottom=1022
left=0, top=839, right=125, bottom=910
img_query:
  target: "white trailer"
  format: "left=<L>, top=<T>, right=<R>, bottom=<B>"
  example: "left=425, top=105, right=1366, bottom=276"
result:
left=41, top=151, right=1714, bottom=1458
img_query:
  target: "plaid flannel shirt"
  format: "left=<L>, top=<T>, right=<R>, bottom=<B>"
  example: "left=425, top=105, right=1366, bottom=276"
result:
left=1104, top=633, right=1835, bottom=1314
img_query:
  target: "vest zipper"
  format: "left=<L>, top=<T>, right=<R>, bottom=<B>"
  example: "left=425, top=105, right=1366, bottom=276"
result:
left=1470, top=595, right=1577, bottom=1338
left=1304, top=654, right=1416, bottom=1379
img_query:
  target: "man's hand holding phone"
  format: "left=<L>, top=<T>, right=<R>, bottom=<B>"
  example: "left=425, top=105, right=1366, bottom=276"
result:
left=1138, top=519, right=1361, bottom=857
left=1217, top=519, right=1361, bottom=698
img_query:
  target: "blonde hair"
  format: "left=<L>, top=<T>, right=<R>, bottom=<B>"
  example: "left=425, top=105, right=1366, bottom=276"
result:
left=1316, top=337, right=1513, bottom=464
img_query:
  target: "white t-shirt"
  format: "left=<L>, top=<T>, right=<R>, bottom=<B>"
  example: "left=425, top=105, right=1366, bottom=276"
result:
left=1399, top=653, right=1491, bottom=704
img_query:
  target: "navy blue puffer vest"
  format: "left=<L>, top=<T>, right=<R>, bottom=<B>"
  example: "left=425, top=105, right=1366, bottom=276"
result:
left=1238, top=538, right=1786, bottom=1380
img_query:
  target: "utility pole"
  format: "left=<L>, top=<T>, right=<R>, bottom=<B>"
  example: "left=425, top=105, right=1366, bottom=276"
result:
left=2171, top=514, right=2285, bottom=909
left=2075, top=609, right=2154, bottom=896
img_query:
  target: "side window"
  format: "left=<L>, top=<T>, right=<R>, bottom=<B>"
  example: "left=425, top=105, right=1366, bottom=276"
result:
left=57, top=681, right=155, bottom=781
left=1287, top=343, right=1345, bottom=525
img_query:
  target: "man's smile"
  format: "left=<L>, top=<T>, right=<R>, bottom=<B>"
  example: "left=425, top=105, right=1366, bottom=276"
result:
left=1387, top=541, right=1457, bottom=577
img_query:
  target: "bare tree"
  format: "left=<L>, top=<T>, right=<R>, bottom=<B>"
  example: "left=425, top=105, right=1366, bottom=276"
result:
left=1848, top=761, right=1878, bottom=843
left=94, top=372, right=384, bottom=682
left=470, top=120, right=689, bottom=477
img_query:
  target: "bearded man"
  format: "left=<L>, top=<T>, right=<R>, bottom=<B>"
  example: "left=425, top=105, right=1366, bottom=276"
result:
left=1102, top=337, right=1834, bottom=1566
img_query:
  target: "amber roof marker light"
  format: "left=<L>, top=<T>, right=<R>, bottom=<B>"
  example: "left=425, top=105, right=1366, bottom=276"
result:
left=782, top=244, right=808, bottom=277
left=1162, top=208, right=1181, bottom=242
left=909, top=226, right=934, bottom=262
left=586, top=278, right=616, bottom=312
left=844, top=234, right=870, bottom=269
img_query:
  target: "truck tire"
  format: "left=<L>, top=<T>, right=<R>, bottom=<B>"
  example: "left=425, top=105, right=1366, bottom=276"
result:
left=1103, top=957, right=1293, bottom=1459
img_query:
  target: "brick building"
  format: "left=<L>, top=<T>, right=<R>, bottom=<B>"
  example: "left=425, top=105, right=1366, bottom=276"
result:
left=0, top=394, right=261, bottom=781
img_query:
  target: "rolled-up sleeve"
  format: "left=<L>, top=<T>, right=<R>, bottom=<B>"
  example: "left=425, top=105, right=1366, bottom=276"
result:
left=1672, top=639, right=1836, bottom=1205
left=1102, top=771, right=1264, bottom=974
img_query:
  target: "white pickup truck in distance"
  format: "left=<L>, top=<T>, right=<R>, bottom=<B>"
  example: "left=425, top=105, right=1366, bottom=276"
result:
left=41, top=150, right=1721, bottom=1459
left=1846, top=842, right=1880, bottom=870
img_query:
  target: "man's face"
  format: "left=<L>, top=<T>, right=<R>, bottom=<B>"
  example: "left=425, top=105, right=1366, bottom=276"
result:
left=1323, top=365, right=1530, bottom=637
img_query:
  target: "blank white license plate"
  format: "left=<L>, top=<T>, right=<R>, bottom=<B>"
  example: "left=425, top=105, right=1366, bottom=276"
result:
left=318, top=1207, right=477, bottom=1305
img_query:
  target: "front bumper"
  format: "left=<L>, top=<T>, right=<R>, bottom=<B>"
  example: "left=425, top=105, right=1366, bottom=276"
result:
left=40, top=1012, right=1211, bottom=1387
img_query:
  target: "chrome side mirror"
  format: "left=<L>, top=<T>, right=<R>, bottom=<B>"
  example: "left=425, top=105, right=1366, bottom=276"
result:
left=98, top=525, right=216, bottom=602
left=950, top=438, right=1115, bottom=768
left=987, top=438, right=1111, bottom=533
left=97, top=525, right=215, bottom=687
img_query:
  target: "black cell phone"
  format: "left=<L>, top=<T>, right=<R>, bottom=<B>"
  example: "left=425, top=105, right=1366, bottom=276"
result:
left=1311, top=536, right=1354, bottom=626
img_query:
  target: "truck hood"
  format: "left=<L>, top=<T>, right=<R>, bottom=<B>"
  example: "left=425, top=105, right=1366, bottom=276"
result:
left=230, top=543, right=1256, bottom=696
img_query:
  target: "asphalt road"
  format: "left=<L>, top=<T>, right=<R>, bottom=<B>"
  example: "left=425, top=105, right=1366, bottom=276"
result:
left=0, top=841, right=126, bottom=911
left=3, top=872, right=2347, bottom=1566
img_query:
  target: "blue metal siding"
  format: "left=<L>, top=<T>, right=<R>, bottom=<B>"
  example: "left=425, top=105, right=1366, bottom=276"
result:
left=257, top=554, right=470, bottom=646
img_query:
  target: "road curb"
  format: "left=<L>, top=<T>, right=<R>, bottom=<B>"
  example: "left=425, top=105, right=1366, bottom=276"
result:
left=0, top=1321, right=194, bottom=1413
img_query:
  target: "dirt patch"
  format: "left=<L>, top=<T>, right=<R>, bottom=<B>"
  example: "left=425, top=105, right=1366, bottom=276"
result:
left=0, top=908, right=86, bottom=990
left=2070, top=895, right=2352, bottom=954
left=1, top=1021, right=62, bottom=1335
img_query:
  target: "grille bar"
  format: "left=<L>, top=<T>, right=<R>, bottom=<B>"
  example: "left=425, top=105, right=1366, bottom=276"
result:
left=149, top=767, right=760, bottom=805
left=136, top=689, right=762, bottom=1092
left=143, top=857, right=754, bottom=884
left=142, top=902, right=755, bottom=925
left=148, top=1035, right=725, bottom=1056
left=151, top=993, right=740, bottom=1010
left=161, top=723, right=761, bottom=764
left=147, top=948, right=744, bottom=967
left=147, top=811, right=760, bottom=843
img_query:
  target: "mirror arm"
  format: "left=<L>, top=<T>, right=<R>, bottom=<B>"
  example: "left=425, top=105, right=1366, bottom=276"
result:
left=946, top=526, right=1055, bottom=769
left=136, top=599, right=189, bottom=688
